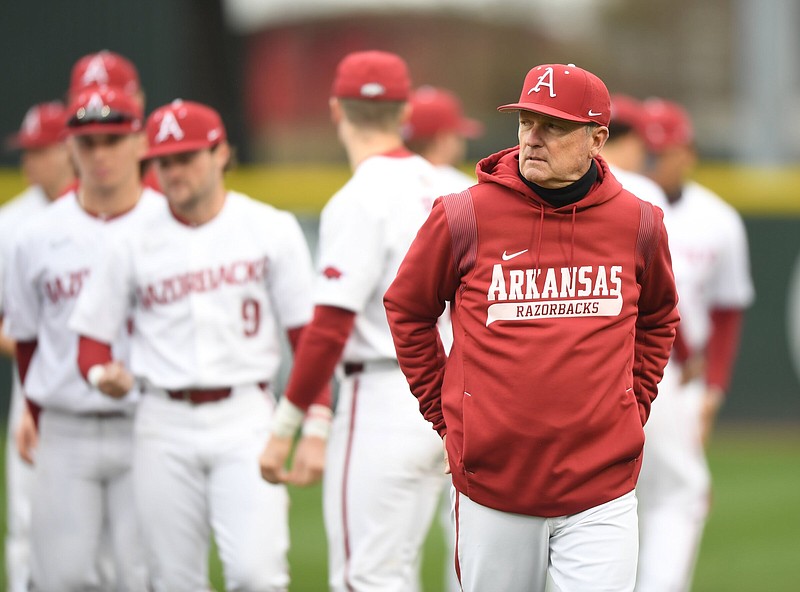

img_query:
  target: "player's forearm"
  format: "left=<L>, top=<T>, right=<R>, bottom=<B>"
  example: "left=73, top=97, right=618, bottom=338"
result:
left=704, top=308, right=744, bottom=393
left=284, top=305, right=355, bottom=411
left=15, top=339, right=37, bottom=384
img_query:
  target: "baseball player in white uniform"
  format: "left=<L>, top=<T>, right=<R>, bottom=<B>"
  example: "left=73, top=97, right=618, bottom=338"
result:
left=635, top=98, right=755, bottom=592
left=260, top=50, right=450, bottom=592
left=603, top=94, right=669, bottom=211
left=404, top=84, right=484, bottom=592
left=2, top=87, right=155, bottom=591
left=0, top=101, right=75, bottom=592
left=70, top=99, right=317, bottom=592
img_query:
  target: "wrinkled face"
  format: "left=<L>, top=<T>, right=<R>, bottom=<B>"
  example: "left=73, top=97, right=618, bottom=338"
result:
left=153, top=145, right=225, bottom=212
left=69, top=133, right=145, bottom=193
left=517, top=111, right=608, bottom=189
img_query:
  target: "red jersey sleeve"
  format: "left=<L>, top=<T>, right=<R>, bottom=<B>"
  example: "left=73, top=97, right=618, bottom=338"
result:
left=704, top=308, right=744, bottom=393
left=384, top=198, right=459, bottom=436
left=633, top=205, right=680, bottom=424
left=77, top=335, right=114, bottom=381
left=282, top=306, right=355, bottom=411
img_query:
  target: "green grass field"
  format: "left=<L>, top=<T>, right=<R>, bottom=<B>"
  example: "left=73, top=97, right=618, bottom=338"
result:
left=2, top=423, right=798, bottom=591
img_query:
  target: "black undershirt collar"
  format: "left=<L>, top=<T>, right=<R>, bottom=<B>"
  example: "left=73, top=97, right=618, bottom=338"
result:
left=519, top=160, right=598, bottom=207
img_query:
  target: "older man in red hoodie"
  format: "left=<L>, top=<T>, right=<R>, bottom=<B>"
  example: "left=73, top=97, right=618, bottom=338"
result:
left=384, top=63, right=679, bottom=592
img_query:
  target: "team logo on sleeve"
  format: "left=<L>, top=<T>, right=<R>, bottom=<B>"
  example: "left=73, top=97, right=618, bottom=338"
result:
left=322, top=266, right=343, bottom=280
left=485, top=263, right=624, bottom=326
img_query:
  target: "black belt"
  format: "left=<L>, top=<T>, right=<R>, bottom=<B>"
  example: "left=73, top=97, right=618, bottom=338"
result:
left=343, top=360, right=399, bottom=376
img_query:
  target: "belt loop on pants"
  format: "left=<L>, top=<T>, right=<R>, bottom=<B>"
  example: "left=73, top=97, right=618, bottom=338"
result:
left=343, top=359, right=399, bottom=376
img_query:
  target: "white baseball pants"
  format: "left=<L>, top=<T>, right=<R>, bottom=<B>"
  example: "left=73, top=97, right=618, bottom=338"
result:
left=324, top=367, right=445, bottom=592
left=636, top=362, right=711, bottom=592
left=5, top=375, right=34, bottom=592
left=456, top=489, right=639, bottom=592
left=29, top=409, right=149, bottom=592
left=133, top=385, right=289, bottom=592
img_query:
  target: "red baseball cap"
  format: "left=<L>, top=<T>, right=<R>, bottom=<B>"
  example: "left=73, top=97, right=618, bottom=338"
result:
left=69, top=50, right=141, bottom=99
left=498, top=63, right=610, bottom=127
left=404, top=86, right=484, bottom=141
left=145, top=100, right=227, bottom=158
left=65, top=86, right=143, bottom=136
left=610, top=94, right=647, bottom=133
left=641, top=98, right=694, bottom=153
left=331, top=50, right=411, bottom=101
left=7, top=102, right=67, bottom=150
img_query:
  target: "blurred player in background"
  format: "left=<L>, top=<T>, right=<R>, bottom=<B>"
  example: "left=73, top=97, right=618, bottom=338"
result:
left=404, top=84, right=484, bottom=592
left=3, top=86, right=156, bottom=591
left=68, top=49, right=161, bottom=192
left=0, top=101, right=75, bottom=592
left=260, top=50, right=449, bottom=592
left=71, top=99, right=317, bottom=592
left=635, top=98, right=755, bottom=592
left=404, top=85, right=484, bottom=188
left=603, top=94, right=668, bottom=210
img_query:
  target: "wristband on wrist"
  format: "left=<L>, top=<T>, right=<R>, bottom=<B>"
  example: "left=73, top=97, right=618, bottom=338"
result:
left=271, top=396, right=305, bottom=438
left=302, top=403, right=333, bottom=439
left=87, top=364, right=106, bottom=388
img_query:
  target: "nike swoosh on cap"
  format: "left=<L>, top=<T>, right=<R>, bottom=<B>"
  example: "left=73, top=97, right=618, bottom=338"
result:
left=588, top=110, right=603, bottom=116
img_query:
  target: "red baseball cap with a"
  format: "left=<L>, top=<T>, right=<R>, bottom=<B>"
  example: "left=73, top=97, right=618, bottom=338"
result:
left=404, top=86, right=484, bottom=141
left=145, top=100, right=227, bottom=159
left=7, top=102, right=67, bottom=150
left=69, top=50, right=141, bottom=99
left=610, top=94, right=647, bottom=133
left=331, top=50, right=411, bottom=102
left=641, top=98, right=694, bottom=153
left=498, top=63, right=610, bottom=127
left=66, top=86, right=143, bottom=136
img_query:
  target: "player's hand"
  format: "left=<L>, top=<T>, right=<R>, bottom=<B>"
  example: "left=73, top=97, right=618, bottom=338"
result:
left=680, top=353, right=705, bottom=385
left=287, top=435, right=326, bottom=486
left=259, top=435, right=294, bottom=484
left=97, top=361, right=134, bottom=399
left=700, top=386, right=724, bottom=447
left=15, top=406, right=38, bottom=465
left=443, top=434, right=451, bottom=475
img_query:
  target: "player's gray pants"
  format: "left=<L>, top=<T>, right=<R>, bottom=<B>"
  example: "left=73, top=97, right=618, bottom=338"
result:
left=29, top=409, right=149, bottom=592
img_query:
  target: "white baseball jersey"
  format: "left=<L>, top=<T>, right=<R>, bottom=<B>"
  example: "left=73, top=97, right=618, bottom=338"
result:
left=70, top=190, right=314, bottom=389
left=3, top=189, right=163, bottom=414
left=610, top=165, right=669, bottom=212
left=663, top=180, right=754, bottom=349
left=315, top=152, right=448, bottom=362
left=0, top=185, right=51, bottom=592
left=0, top=186, right=50, bottom=314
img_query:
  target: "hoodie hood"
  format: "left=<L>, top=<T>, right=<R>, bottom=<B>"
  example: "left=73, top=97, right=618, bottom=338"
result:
left=476, top=147, right=623, bottom=212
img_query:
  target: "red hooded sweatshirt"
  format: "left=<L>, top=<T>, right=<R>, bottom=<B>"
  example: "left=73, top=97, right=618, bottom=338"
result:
left=384, top=148, right=679, bottom=517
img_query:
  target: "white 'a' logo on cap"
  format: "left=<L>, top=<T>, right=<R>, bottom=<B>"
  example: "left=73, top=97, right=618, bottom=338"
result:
left=82, top=56, right=110, bottom=86
left=85, top=92, right=107, bottom=117
left=528, top=67, right=556, bottom=98
left=155, top=110, right=185, bottom=144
